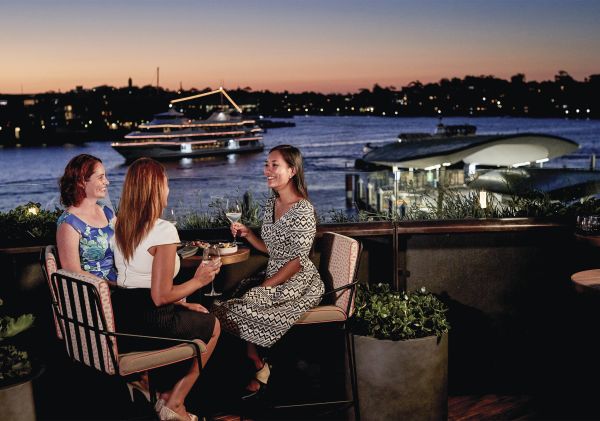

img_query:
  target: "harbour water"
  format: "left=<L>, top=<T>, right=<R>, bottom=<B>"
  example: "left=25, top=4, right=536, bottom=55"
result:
left=1, top=116, right=599, bottom=216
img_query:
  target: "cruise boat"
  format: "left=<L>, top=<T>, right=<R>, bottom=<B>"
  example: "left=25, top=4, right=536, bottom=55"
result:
left=111, top=88, right=264, bottom=162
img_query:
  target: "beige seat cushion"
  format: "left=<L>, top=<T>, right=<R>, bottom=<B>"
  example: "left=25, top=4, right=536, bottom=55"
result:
left=295, top=305, right=347, bottom=325
left=118, top=339, right=207, bottom=376
left=571, top=269, right=600, bottom=287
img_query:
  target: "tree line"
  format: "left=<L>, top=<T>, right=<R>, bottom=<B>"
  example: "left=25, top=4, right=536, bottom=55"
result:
left=0, top=71, right=598, bottom=145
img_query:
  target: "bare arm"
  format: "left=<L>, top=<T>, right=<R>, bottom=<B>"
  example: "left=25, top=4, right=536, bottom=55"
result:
left=149, top=244, right=221, bottom=307
left=56, top=222, right=104, bottom=282
left=261, top=201, right=316, bottom=288
left=262, top=258, right=301, bottom=287
left=56, top=222, right=83, bottom=273
left=231, top=222, right=268, bottom=254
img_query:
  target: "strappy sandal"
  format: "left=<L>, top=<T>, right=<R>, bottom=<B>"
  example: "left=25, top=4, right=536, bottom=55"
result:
left=158, top=405, right=198, bottom=421
left=241, top=361, right=271, bottom=400
left=126, top=380, right=151, bottom=402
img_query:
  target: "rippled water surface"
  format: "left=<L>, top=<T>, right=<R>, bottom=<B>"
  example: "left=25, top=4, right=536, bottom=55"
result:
left=1, top=116, right=599, bottom=215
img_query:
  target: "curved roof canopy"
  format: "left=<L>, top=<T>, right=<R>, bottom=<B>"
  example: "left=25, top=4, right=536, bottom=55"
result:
left=468, top=168, right=600, bottom=200
left=362, top=133, right=579, bottom=169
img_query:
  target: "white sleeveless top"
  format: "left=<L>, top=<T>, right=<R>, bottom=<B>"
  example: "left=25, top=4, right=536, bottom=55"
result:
left=113, top=219, right=180, bottom=289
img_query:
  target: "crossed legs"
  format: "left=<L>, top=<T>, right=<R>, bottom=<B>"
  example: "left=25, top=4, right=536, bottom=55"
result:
left=159, top=319, right=221, bottom=419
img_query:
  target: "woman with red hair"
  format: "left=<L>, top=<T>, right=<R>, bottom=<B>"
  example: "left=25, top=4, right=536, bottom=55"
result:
left=56, top=154, right=117, bottom=282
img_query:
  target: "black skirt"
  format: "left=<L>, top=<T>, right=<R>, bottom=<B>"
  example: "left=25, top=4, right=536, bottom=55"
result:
left=111, top=287, right=216, bottom=353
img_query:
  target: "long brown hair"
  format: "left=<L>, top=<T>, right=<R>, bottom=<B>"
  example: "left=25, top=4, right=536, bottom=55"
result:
left=115, top=158, right=168, bottom=261
left=59, top=154, right=102, bottom=207
left=269, top=144, right=309, bottom=200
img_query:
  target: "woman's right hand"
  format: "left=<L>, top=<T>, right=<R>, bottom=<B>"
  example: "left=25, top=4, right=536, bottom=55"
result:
left=231, top=222, right=250, bottom=239
left=193, top=259, right=222, bottom=287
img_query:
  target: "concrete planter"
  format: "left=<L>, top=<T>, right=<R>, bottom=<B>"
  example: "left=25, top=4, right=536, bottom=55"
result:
left=0, top=378, right=36, bottom=421
left=355, top=333, right=448, bottom=421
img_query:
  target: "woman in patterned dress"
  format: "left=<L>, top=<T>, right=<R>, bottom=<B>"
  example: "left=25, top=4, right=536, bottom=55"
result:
left=56, top=154, right=117, bottom=282
left=212, top=144, right=324, bottom=399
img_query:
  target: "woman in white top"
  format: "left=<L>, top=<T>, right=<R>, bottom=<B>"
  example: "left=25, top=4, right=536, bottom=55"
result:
left=111, top=158, right=221, bottom=421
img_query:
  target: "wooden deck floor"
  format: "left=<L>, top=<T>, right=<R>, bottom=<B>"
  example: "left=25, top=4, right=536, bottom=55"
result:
left=211, top=394, right=539, bottom=421
left=448, top=394, right=537, bottom=420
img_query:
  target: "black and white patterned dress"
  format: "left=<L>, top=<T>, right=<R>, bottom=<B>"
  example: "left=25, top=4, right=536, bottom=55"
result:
left=212, top=197, right=324, bottom=348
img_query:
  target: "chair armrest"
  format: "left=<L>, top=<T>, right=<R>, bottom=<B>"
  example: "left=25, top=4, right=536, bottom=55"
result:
left=104, top=331, right=206, bottom=356
left=321, top=280, right=359, bottom=298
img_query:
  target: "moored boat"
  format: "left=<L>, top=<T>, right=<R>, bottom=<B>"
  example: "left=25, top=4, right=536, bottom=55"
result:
left=111, top=88, right=264, bottom=162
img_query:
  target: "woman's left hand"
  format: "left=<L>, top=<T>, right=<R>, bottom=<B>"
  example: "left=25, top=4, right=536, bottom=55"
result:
left=177, top=301, right=209, bottom=313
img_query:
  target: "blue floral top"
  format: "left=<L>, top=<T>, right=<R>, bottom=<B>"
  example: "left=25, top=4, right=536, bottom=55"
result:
left=57, top=205, right=117, bottom=282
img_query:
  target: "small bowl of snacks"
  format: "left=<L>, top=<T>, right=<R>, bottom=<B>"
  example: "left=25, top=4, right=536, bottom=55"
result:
left=211, top=242, right=238, bottom=255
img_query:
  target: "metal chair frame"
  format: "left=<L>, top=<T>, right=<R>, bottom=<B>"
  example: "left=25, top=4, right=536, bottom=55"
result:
left=272, top=232, right=363, bottom=420
left=48, top=269, right=204, bottom=408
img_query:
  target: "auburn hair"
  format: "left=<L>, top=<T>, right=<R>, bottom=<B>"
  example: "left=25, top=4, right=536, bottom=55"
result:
left=59, top=154, right=102, bottom=207
left=269, top=144, right=309, bottom=200
left=115, top=158, right=168, bottom=261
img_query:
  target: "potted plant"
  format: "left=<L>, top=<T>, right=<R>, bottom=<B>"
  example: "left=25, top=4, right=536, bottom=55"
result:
left=353, top=283, right=450, bottom=421
left=0, top=298, right=39, bottom=421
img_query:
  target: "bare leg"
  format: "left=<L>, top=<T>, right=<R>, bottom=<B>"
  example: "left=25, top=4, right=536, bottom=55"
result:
left=246, top=341, right=264, bottom=392
left=161, top=319, right=221, bottom=418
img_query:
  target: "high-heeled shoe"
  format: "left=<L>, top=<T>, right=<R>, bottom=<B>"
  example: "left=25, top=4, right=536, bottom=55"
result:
left=154, top=399, right=165, bottom=414
left=241, top=361, right=271, bottom=400
left=158, top=405, right=197, bottom=421
left=126, top=380, right=151, bottom=403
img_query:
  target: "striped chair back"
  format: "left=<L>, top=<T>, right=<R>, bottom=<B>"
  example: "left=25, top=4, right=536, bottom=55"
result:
left=50, top=269, right=119, bottom=375
left=319, top=232, right=361, bottom=317
left=41, top=245, right=63, bottom=340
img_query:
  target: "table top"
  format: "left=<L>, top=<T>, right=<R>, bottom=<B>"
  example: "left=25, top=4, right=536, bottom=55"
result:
left=182, top=247, right=250, bottom=267
left=571, top=268, right=600, bottom=293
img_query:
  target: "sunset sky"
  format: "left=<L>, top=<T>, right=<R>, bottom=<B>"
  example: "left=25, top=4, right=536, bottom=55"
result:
left=1, top=0, right=599, bottom=94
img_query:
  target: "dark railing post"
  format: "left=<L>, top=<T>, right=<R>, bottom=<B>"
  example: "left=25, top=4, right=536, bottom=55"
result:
left=393, top=222, right=399, bottom=291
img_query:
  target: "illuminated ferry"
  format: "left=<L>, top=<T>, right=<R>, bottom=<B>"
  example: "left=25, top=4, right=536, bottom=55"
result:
left=111, top=87, right=264, bottom=162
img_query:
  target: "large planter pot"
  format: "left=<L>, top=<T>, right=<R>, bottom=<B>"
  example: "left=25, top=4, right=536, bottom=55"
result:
left=355, top=333, right=448, bottom=421
left=0, top=379, right=36, bottom=421
left=0, top=361, right=43, bottom=421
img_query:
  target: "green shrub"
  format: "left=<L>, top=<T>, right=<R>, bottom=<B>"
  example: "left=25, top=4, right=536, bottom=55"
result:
left=179, top=191, right=265, bottom=229
left=0, top=298, right=35, bottom=384
left=353, top=283, right=450, bottom=340
left=0, top=202, right=61, bottom=243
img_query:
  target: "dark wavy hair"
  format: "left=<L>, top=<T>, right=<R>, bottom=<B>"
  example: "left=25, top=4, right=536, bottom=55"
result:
left=59, top=154, right=103, bottom=207
left=269, top=144, right=309, bottom=199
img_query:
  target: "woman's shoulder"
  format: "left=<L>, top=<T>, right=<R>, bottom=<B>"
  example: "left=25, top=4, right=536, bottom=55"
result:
left=57, top=209, right=71, bottom=224
left=100, top=204, right=114, bottom=220
left=295, top=198, right=314, bottom=212
left=57, top=209, right=82, bottom=230
left=147, top=219, right=180, bottom=242
left=152, top=218, right=176, bottom=233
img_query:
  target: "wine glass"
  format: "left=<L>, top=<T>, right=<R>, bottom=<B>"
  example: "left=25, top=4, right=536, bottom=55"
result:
left=163, top=207, right=178, bottom=226
left=204, top=246, right=222, bottom=297
left=225, top=199, right=242, bottom=245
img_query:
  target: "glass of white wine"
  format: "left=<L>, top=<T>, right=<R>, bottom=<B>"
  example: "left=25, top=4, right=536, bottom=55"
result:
left=204, top=246, right=222, bottom=297
left=163, top=207, right=178, bottom=226
left=225, top=199, right=242, bottom=245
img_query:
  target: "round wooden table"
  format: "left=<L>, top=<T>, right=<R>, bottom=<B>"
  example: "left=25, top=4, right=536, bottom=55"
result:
left=571, top=268, right=600, bottom=293
left=181, top=247, right=250, bottom=267
left=574, top=233, right=600, bottom=247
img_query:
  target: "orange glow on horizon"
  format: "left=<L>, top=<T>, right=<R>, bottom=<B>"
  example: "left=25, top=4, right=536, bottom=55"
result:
left=1, top=1, right=599, bottom=95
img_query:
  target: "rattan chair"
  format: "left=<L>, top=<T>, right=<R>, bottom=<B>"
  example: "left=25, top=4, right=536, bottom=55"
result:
left=48, top=268, right=206, bottom=413
left=273, top=231, right=362, bottom=420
